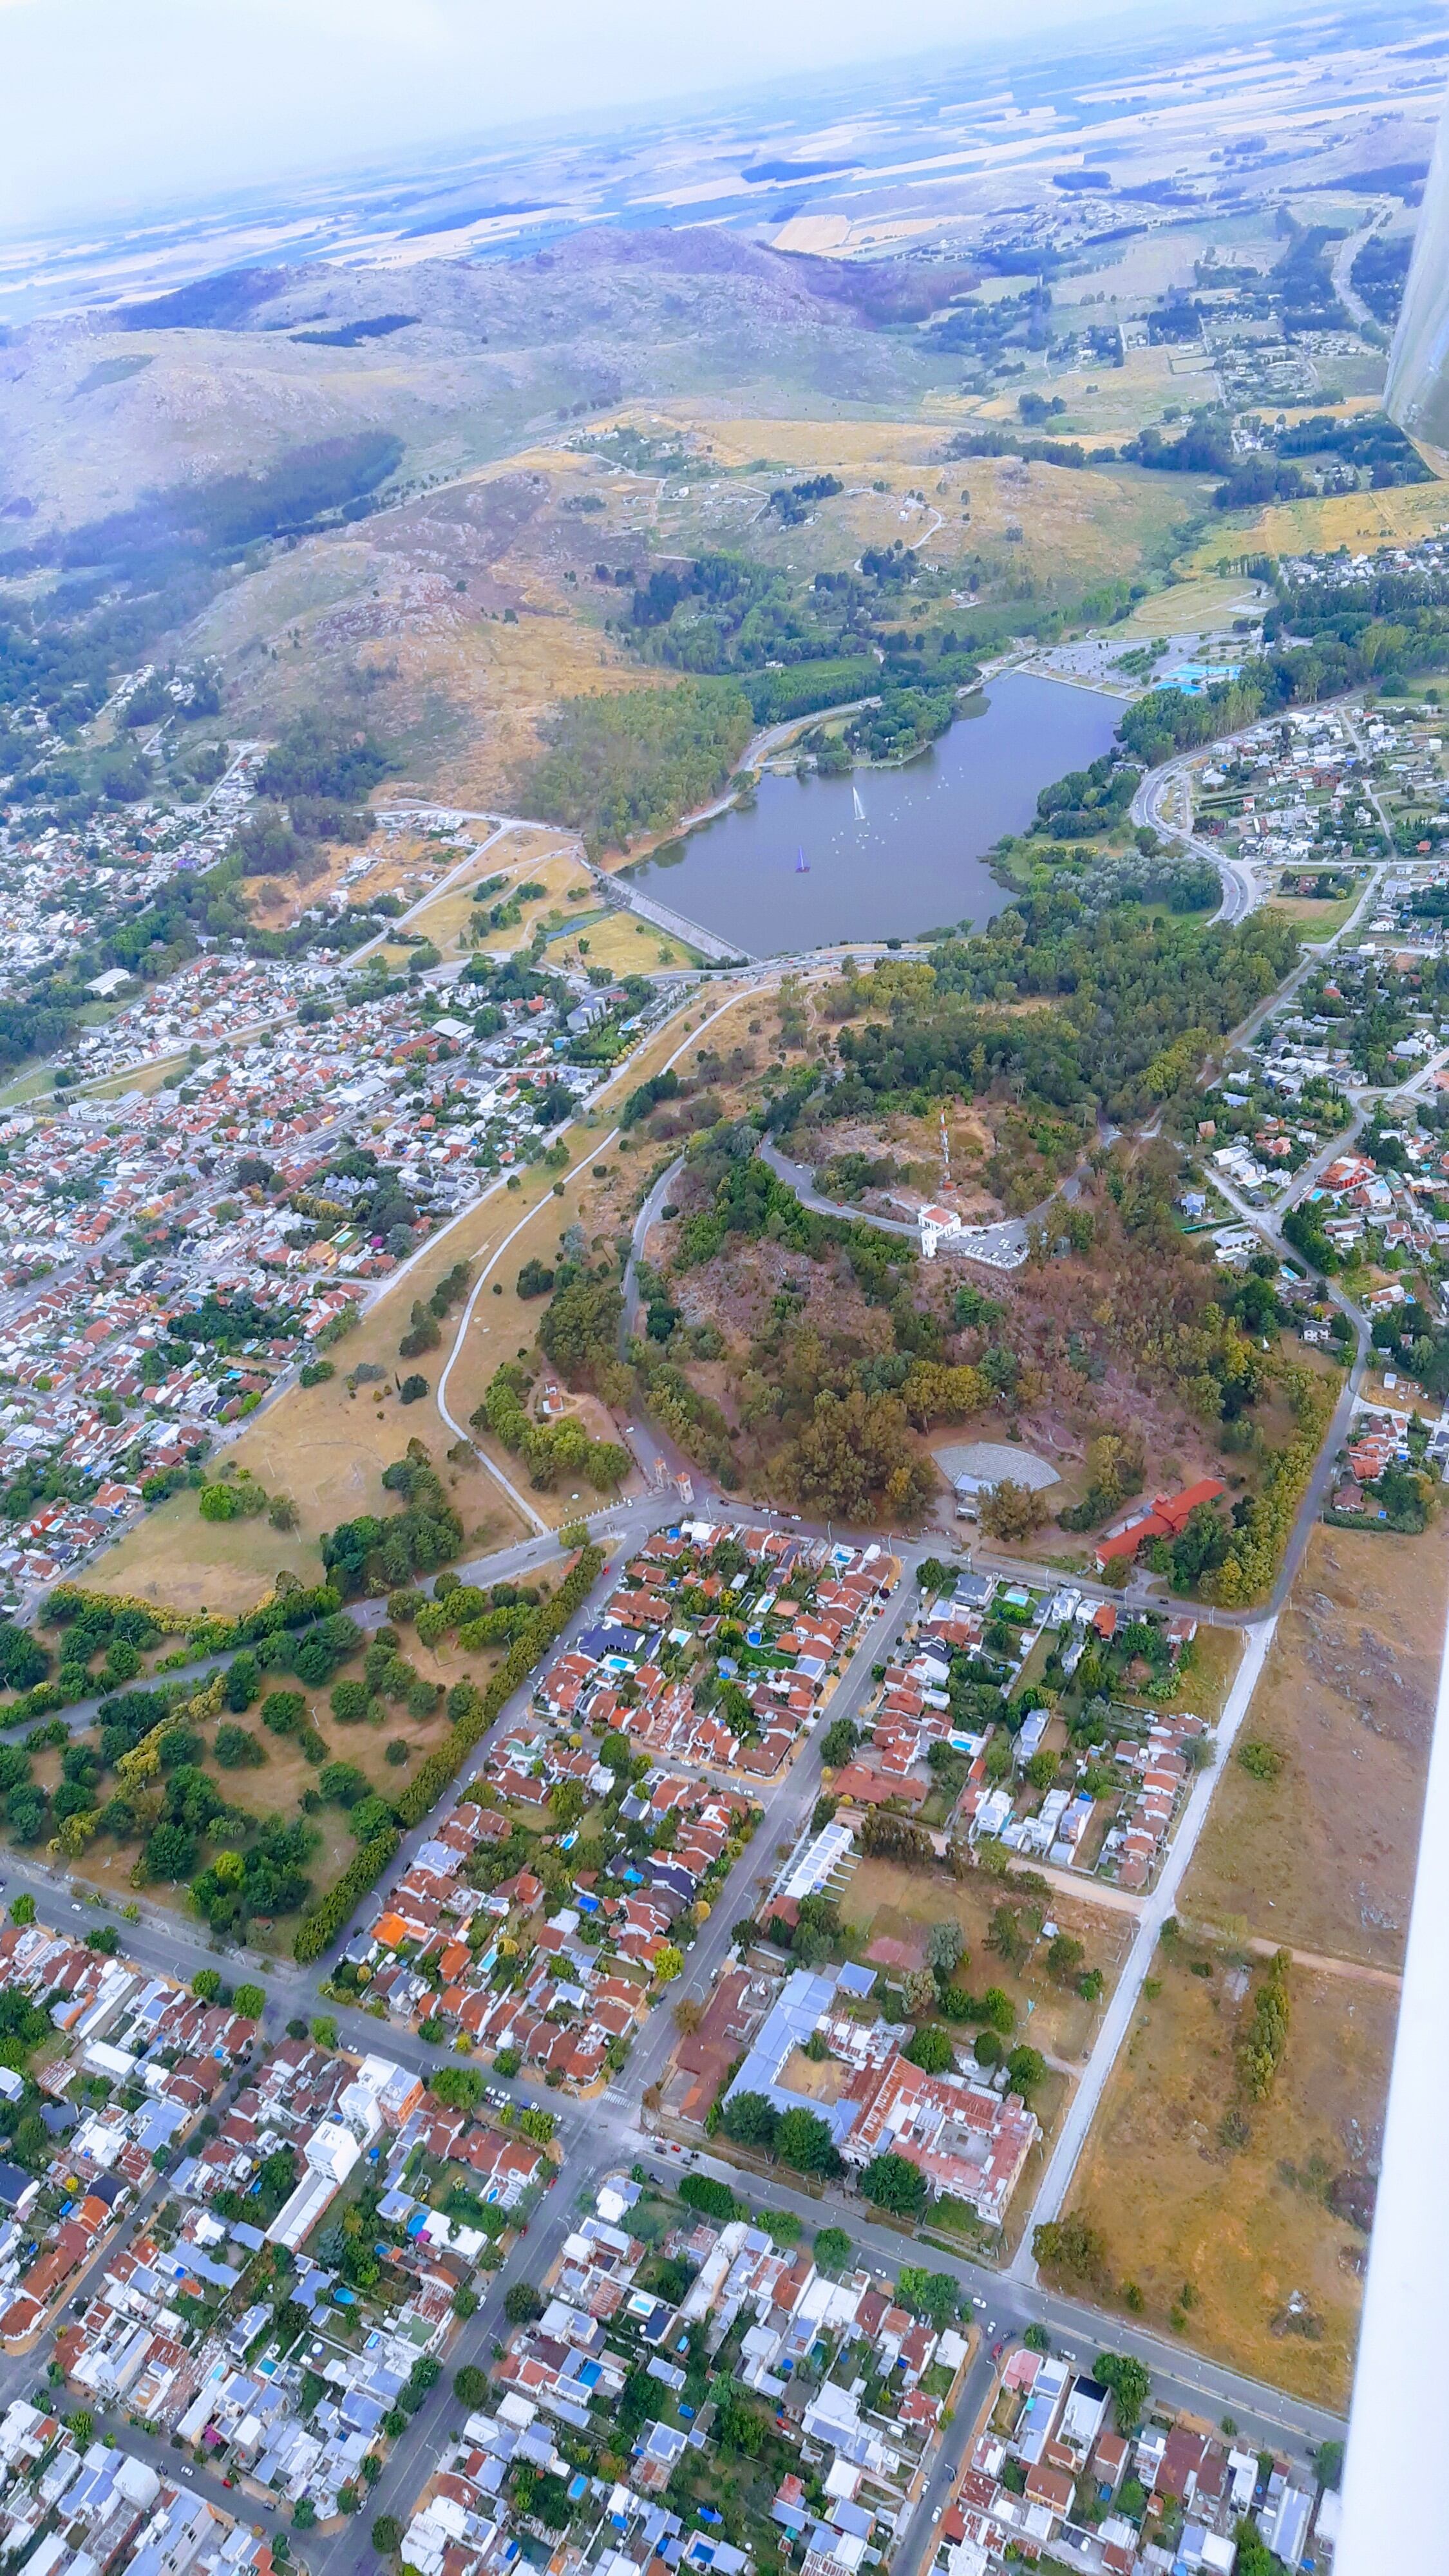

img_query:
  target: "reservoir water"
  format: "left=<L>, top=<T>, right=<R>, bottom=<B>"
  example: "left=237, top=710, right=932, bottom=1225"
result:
left=626, top=669, right=1122, bottom=955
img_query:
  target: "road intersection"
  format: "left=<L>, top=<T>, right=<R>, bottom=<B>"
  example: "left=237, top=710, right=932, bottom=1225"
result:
left=3, top=761, right=1413, bottom=2562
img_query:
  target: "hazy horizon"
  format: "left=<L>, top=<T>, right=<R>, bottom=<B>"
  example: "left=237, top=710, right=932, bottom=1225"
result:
left=1, top=0, right=1278, bottom=233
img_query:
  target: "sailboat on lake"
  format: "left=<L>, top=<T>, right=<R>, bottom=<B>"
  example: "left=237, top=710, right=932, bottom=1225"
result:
left=795, top=845, right=810, bottom=872
left=852, top=784, right=866, bottom=822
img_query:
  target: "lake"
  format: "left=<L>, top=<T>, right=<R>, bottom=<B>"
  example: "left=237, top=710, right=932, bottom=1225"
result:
left=625, top=669, right=1123, bottom=956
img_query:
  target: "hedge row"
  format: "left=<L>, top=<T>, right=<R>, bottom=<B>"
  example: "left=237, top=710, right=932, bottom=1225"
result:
left=44, top=1580, right=342, bottom=1655
left=293, top=1828, right=401, bottom=1965
left=394, top=1546, right=604, bottom=1832
left=46, top=1587, right=191, bottom=1637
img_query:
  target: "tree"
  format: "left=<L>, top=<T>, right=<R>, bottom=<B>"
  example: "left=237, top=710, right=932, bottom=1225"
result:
left=988, top=1906, right=1030, bottom=1969
left=1231, top=2523, right=1281, bottom=2576
left=455, top=2364, right=489, bottom=2408
left=897, top=2267, right=960, bottom=2329
left=1313, top=2439, right=1344, bottom=2490
left=980, top=1479, right=1048, bottom=1542
left=652, top=1944, right=684, bottom=1985
left=916, top=1558, right=956, bottom=1597
left=722, top=2090, right=779, bottom=2150
left=1046, top=1933, right=1084, bottom=1985
left=518, top=2107, right=555, bottom=2146
left=1094, top=2350, right=1151, bottom=2434
left=233, top=1982, right=267, bottom=2019
left=680, top=2172, right=735, bottom=2221
left=814, top=2226, right=853, bottom=2274
left=904, top=2023, right=954, bottom=2075
left=293, top=2500, right=316, bottom=2530
left=860, top=2151, right=927, bottom=2217
left=493, top=2047, right=522, bottom=2078
left=820, top=1718, right=860, bottom=1767
left=261, top=1689, right=306, bottom=1738
left=1032, top=2211, right=1108, bottom=2286
left=430, top=2066, right=484, bottom=2111
left=191, top=1969, right=222, bottom=2002
left=775, top=2107, right=841, bottom=2175
left=7, top=1786, right=47, bottom=1844
left=223, top=1653, right=260, bottom=1711
left=310, top=2015, right=338, bottom=2049
left=372, top=2515, right=402, bottom=2553
left=1005, top=2045, right=1046, bottom=2099
left=925, top=1918, right=964, bottom=1975
left=504, top=2282, right=544, bottom=2324
left=7, top=1895, right=34, bottom=1926
left=145, top=1821, right=193, bottom=1880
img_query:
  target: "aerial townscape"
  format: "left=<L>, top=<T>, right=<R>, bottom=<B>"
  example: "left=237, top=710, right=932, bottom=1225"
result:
left=4, top=1, right=1449, bottom=2570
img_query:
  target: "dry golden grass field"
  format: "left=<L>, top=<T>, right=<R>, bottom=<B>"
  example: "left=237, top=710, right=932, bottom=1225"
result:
left=1070, top=1935, right=1395, bottom=2410
left=1184, top=1524, right=1446, bottom=1974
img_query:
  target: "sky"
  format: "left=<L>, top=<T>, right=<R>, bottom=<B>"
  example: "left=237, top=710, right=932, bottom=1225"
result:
left=0, top=0, right=1161, bottom=232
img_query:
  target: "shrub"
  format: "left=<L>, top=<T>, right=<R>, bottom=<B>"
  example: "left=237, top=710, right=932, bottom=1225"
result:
left=1032, top=2211, right=1108, bottom=2286
left=1240, top=1949, right=1291, bottom=2099
left=1237, top=1739, right=1283, bottom=1782
left=214, top=1725, right=267, bottom=1770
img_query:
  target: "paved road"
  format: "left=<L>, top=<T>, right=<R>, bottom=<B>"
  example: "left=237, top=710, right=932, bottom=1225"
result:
left=11, top=826, right=1410, bottom=2550
left=1012, top=1615, right=1277, bottom=2273
left=1331, top=209, right=1386, bottom=335
left=629, top=2140, right=1344, bottom=2457
left=1130, top=710, right=1396, bottom=931
left=1131, top=750, right=1258, bottom=924
left=0, top=1469, right=1330, bottom=2565
left=759, top=1135, right=1039, bottom=1269
left=620, top=1153, right=685, bottom=1354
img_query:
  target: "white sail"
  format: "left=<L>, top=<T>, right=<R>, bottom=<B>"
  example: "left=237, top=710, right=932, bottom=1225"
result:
left=852, top=785, right=866, bottom=822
